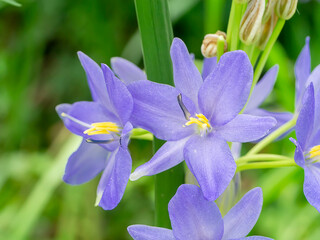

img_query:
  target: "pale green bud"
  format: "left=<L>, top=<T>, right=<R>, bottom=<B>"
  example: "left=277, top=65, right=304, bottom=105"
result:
left=201, top=31, right=227, bottom=58
left=239, top=0, right=265, bottom=45
left=276, top=0, right=298, bottom=20
left=257, top=11, right=277, bottom=50
left=262, top=0, right=276, bottom=23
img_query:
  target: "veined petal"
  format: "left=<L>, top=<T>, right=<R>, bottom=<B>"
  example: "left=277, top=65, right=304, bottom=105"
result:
left=246, top=65, right=279, bottom=111
left=120, top=122, right=133, bottom=149
left=198, top=51, right=253, bottom=126
left=102, top=64, right=133, bottom=125
left=169, top=184, right=224, bottom=240
left=97, top=147, right=132, bottom=210
left=184, top=134, right=236, bottom=201
left=245, top=108, right=293, bottom=139
left=289, top=138, right=305, bottom=168
left=202, top=57, right=217, bottom=80
left=217, top=114, right=276, bottom=142
left=77, top=52, right=111, bottom=107
left=222, top=188, right=263, bottom=239
left=111, top=57, right=147, bottom=85
left=171, top=38, right=203, bottom=106
left=127, top=80, right=194, bottom=141
left=296, top=83, right=315, bottom=150
left=295, top=37, right=311, bottom=107
left=127, top=225, right=175, bottom=240
left=63, top=139, right=108, bottom=185
left=130, top=137, right=189, bottom=181
left=303, top=163, right=320, bottom=213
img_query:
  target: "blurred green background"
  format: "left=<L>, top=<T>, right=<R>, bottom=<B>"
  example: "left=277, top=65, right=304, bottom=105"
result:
left=1, top=0, right=320, bottom=239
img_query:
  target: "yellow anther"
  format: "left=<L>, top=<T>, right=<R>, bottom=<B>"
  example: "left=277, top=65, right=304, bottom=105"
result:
left=83, top=122, right=120, bottom=136
left=185, top=114, right=211, bottom=129
left=310, top=145, right=320, bottom=159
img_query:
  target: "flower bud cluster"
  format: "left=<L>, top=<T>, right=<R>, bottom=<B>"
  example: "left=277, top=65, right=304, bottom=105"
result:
left=239, top=0, right=297, bottom=49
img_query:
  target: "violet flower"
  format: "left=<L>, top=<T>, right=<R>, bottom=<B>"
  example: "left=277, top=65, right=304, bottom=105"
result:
left=128, top=38, right=276, bottom=201
left=290, top=83, right=320, bottom=212
left=56, top=52, right=133, bottom=210
left=128, top=184, right=272, bottom=240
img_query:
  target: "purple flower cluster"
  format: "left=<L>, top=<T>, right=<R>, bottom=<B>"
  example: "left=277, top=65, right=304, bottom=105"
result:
left=56, top=35, right=320, bottom=239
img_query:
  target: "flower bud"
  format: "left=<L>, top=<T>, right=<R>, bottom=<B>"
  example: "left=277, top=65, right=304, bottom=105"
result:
left=276, top=0, right=298, bottom=20
left=262, top=0, right=276, bottom=23
left=257, top=11, right=277, bottom=50
left=239, top=0, right=265, bottom=45
left=201, top=31, right=227, bottom=58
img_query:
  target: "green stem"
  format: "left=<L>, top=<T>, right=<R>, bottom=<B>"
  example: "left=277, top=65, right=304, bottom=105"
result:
left=226, top=0, right=236, bottom=48
left=204, top=0, right=223, bottom=33
left=240, top=19, right=285, bottom=113
left=251, top=46, right=261, bottom=66
left=230, top=2, right=243, bottom=51
left=236, top=160, right=297, bottom=172
left=236, top=154, right=292, bottom=164
left=134, top=0, right=185, bottom=228
left=217, top=37, right=225, bottom=61
left=247, top=115, right=297, bottom=155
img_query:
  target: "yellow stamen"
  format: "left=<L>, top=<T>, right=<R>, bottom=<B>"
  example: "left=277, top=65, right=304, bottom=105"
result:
left=310, top=145, right=320, bottom=159
left=83, top=122, right=120, bottom=136
left=185, top=113, right=211, bottom=129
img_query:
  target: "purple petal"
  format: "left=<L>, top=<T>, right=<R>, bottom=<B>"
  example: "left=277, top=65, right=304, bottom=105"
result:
left=169, top=184, right=224, bottom=240
left=127, top=225, right=175, bottom=240
left=246, top=108, right=293, bottom=139
left=77, top=52, right=111, bottom=107
left=102, top=64, right=133, bottom=125
left=295, top=37, right=310, bottom=107
left=217, top=114, right=276, bottom=142
left=111, top=57, right=147, bottom=85
left=289, top=138, right=305, bottom=168
left=202, top=57, right=217, bottom=80
left=127, top=80, right=194, bottom=141
left=130, top=137, right=189, bottom=181
left=120, top=122, right=133, bottom=148
left=184, top=134, right=236, bottom=201
left=198, top=51, right=253, bottom=126
left=223, top=188, right=263, bottom=239
left=306, top=65, right=320, bottom=130
left=246, top=65, right=279, bottom=111
left=296, top=83, right=315, bottom=150
left=303, top=163, right=320, bottom=213
left=63, top=139, right=108, bottom=185
left=171, top=38, right=203, bottom=106
left=97, top=147, right=132, bottom=210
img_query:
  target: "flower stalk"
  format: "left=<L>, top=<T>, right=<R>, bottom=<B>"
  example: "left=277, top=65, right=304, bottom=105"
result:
left=247, top=114, right=297, bottom=155
left=134, top=0, right=185, bottom=228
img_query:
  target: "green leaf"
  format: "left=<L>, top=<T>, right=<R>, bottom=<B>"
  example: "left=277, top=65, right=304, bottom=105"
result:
left=1, top=0, right=21, bottom=7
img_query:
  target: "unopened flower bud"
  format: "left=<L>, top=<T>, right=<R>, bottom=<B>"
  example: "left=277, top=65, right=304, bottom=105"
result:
left=276, top=0, right=298, bottom=20
left=201, top=31, right=227, bottom=58
left=239, top=0, right=265, bottom=45
left=257, top=12, right=277, bottom=50
left=262, top=0, right=276, bottom=23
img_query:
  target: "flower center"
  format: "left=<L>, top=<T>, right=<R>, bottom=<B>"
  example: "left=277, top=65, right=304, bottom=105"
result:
left=83, top=122, right=120, bottom=136
left=309, top=145, right=320, bottom=159
left=185, top=114, right=212, bottom=130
